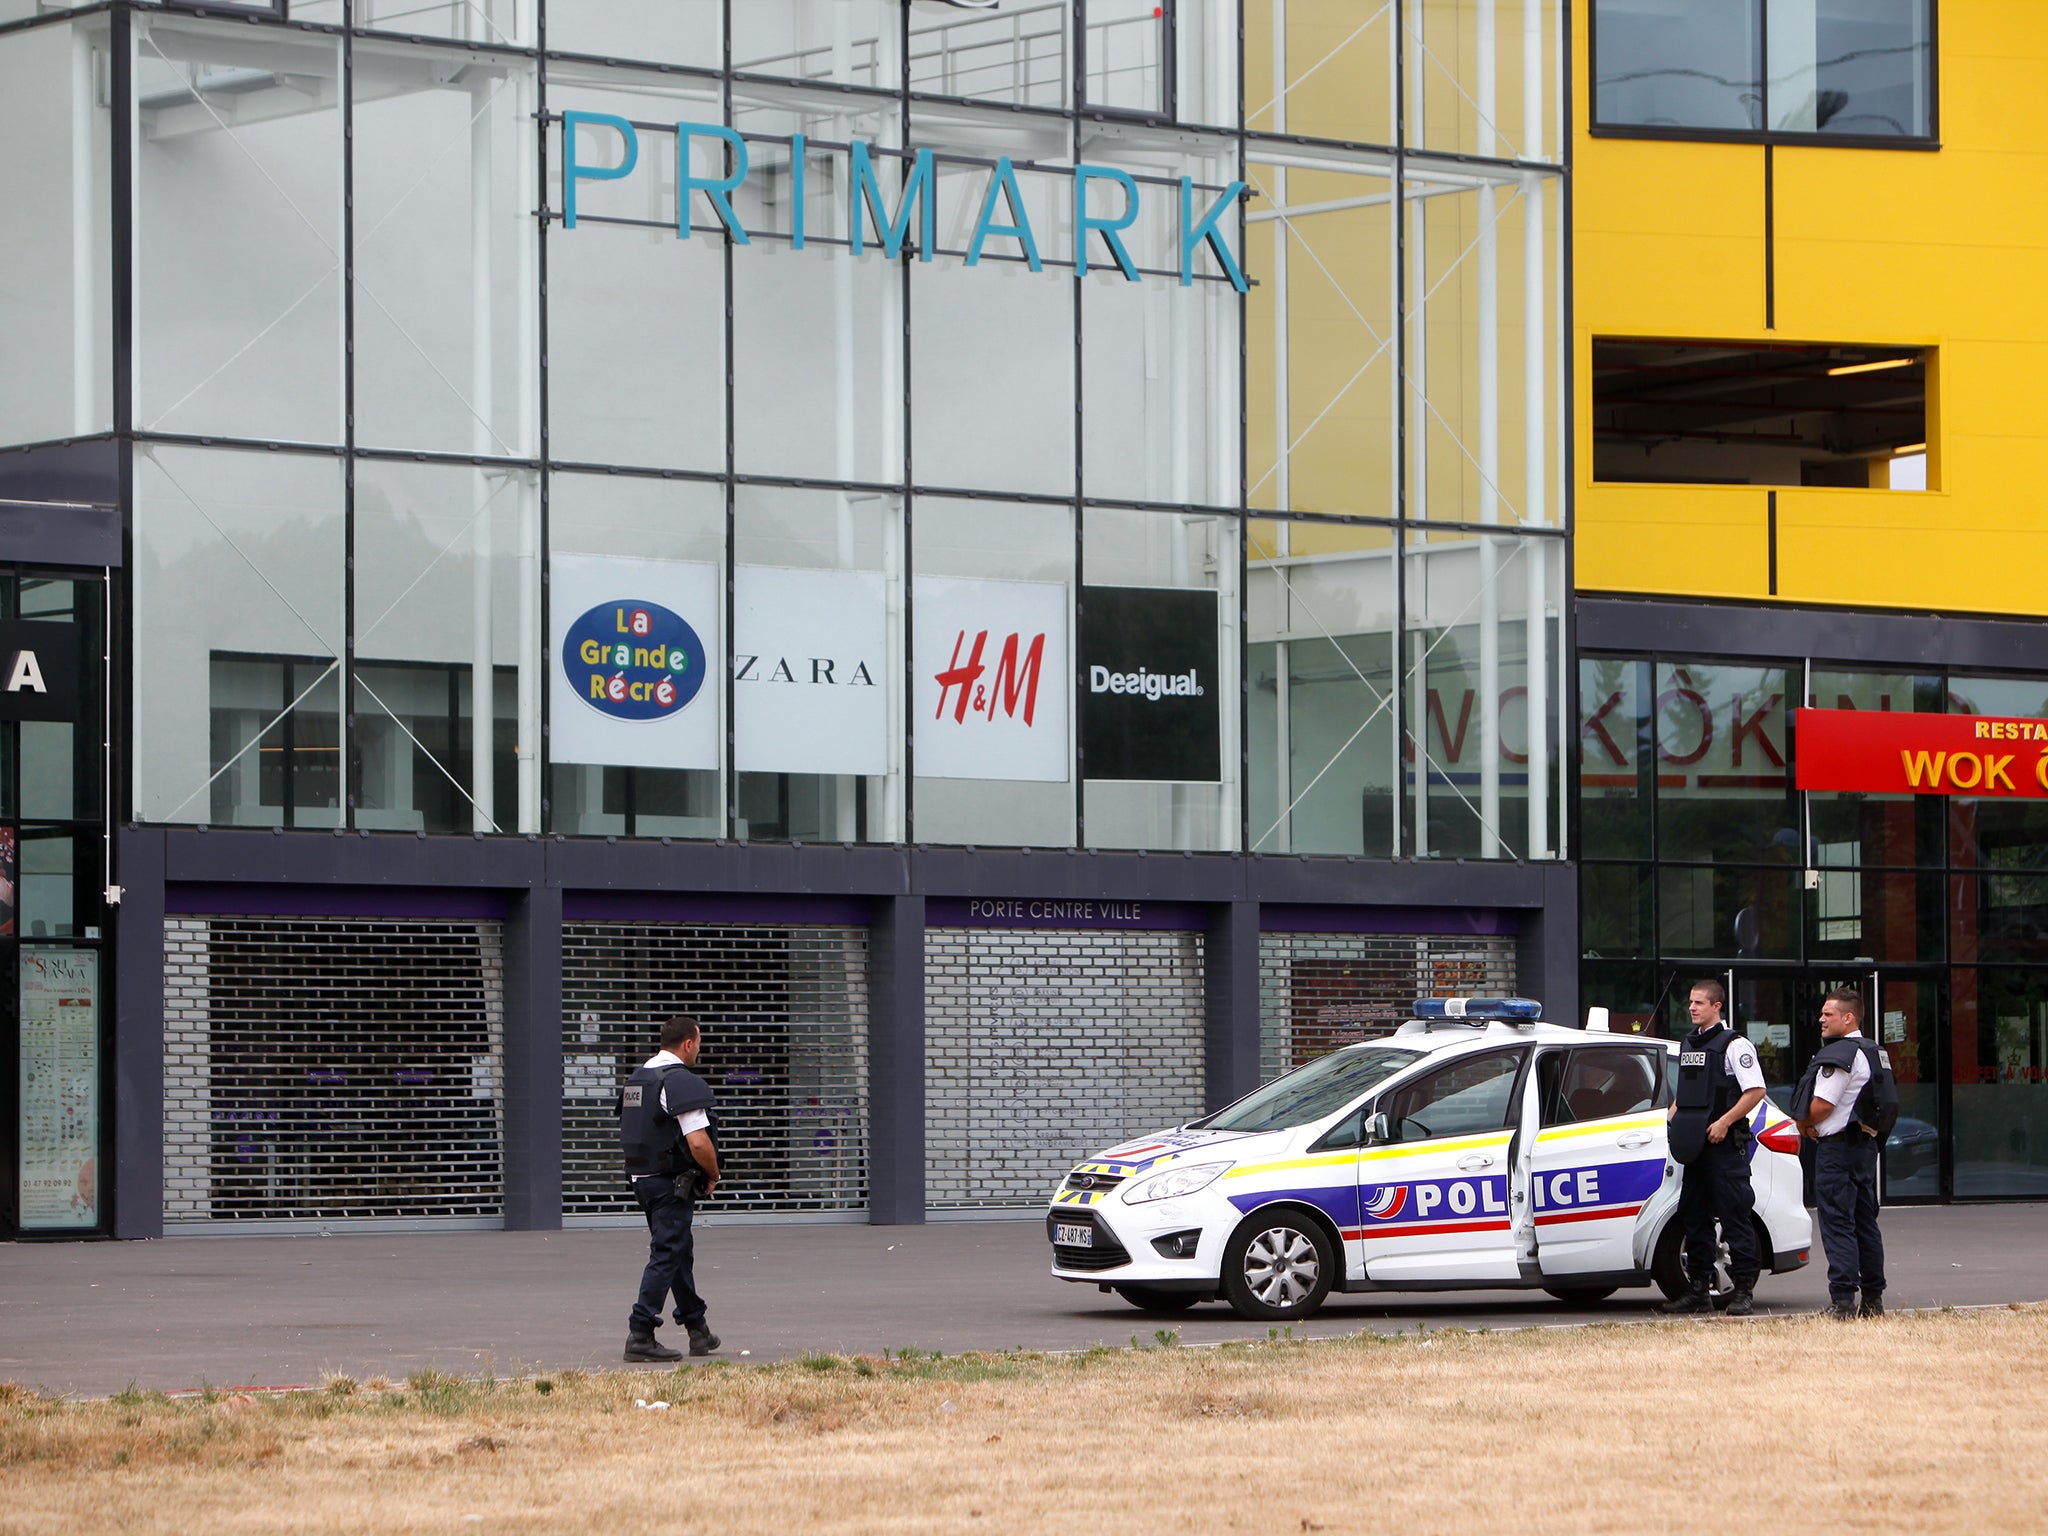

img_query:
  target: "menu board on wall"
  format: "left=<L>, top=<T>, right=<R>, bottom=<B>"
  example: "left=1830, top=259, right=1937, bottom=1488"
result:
left=18, top=949, right=99, bottom=1230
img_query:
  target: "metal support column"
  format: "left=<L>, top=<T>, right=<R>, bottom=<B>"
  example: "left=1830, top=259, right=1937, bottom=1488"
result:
left=501, top=882, right=563, bottom=1230
left=867, top=894, right=926, bottom=1224
left=1205, top=900, right=1263, bottom=1110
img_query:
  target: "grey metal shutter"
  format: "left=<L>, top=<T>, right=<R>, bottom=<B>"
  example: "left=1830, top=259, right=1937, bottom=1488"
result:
left=162, top=917, right=507, bottom=1231
left=560, top=923, right=869, bottom=1219
left=1257, top=932, right=1519, bottom=1079
left=924, top=929, right=1207, bottom=1210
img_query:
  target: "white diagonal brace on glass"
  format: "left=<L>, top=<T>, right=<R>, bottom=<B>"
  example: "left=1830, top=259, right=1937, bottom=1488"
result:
left=161, top=659, right=341, bottom=825
left=355, top=466, right=521, bottom=647
left=144, top=448, right=340, bottom=658
left=354, top=672, right=504, bottom=835
left=1246, top=1, right=1394, bottom=125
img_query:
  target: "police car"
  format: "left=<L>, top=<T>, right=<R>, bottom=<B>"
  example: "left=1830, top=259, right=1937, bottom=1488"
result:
left=1047, top=999, right=1812, bottom=1319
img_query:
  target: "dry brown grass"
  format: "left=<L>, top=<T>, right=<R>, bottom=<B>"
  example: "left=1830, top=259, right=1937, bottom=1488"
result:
left=3, top=1307, right=2045, bottom=1535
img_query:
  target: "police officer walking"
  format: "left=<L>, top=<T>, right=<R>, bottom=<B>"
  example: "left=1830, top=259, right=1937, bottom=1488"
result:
left=619, top=1015, right=722, bottom=1363
left=1794, top=987, right=1888, bottom=1320
left=1661, top=979, right=1768, bottom=1316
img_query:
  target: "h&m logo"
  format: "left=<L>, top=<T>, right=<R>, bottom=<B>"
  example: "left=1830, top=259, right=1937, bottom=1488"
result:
left=934, top=629, right=1046, bottom=726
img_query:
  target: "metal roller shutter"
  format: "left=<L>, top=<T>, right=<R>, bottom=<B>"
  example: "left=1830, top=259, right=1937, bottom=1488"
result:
left=161, top=917, right=507, bottom=1230
left=924, top=929, right=1207, bottom=1211
left=560, top=923, right=870, bottom=1220
left=1257, top=933, right=1518, bottom=1079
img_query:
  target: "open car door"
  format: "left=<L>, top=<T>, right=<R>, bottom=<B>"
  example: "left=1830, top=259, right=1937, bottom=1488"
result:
left=1529, top=1043, right=1670, bottom=1279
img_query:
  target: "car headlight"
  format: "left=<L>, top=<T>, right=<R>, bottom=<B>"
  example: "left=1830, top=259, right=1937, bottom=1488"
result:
left=1124, top=1162, right=1232, bottom=1204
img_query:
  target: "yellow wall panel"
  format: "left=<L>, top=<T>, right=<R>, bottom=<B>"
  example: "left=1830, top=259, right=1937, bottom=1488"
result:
left=1574, top=486, right=1769, bottom=601
left=1774, top=490, right=2048, bottom=618
left=1572, top=0, right=2048, bottom=620
left=1574, top=140, right=1764, bottom=339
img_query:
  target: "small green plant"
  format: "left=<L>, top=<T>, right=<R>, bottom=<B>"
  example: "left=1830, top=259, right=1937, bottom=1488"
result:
left=1153, top=1328, right=1181, bottom=1349
left=534, top=1379, right=554, bottom=1395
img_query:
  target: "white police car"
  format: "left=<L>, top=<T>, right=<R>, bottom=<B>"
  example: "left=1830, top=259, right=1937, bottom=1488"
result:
left=1047, top=999, right=1812, bottom=1319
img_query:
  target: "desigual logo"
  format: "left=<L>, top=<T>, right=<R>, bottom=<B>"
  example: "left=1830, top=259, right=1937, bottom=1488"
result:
left=563, top=600, right=707, bottom=722
left=1088, top=665, right=1203, bottom=701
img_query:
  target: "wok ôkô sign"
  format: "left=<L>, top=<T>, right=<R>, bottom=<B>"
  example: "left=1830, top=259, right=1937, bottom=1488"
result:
left=1795, top=709, right=2048, bottom=798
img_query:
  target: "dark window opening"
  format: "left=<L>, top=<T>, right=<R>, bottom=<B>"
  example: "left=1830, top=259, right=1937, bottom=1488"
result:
left=1592, top=340, right=1928, bottom=490
left=1592, top=0, right=1933, bottom=144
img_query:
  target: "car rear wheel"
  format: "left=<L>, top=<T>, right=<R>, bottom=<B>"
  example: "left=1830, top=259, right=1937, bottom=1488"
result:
left=1221, top=1212, right=1336, bottom=1322
left=1652, top=1220, right=1737, bottom=1302
left=1542, top=1284, right=1619, bottom=1305
left=1115, top=1286, right=1203, bottom=1314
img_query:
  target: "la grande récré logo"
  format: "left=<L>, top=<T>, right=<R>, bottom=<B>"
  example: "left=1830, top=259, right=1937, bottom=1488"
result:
left=563, top=601, right=707, bottom=722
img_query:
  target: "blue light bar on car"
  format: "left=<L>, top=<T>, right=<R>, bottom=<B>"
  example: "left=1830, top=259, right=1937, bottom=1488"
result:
left=1410, top=997, right=1543, bottom=1021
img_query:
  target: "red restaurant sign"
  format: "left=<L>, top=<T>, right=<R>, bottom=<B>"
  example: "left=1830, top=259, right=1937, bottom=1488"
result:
left=1796, top=709, right=2048, bottom=798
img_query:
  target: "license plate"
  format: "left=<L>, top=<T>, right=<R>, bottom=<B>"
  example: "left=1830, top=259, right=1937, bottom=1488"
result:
left=1053, top=1222, right=1094, bottom=1248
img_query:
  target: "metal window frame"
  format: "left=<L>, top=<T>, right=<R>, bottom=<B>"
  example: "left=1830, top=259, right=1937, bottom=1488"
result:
left=1585, top=0, right=1941, bottom=151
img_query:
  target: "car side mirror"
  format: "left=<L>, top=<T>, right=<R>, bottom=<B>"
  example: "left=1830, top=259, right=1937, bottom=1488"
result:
left=1364, top=1112, right=1392, bottom=1145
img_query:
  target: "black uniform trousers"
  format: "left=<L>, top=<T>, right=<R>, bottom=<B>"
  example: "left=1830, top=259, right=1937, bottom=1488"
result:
left=629, top=1173, right=709, bottom=1334
left=1815, top=1131, right=1885, bottom=1304
left=1677, top=1137, right=1760, bottom=1287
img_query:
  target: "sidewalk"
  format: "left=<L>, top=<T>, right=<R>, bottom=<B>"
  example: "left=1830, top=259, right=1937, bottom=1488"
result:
left=3, top=1205, right=2043, bottom=1398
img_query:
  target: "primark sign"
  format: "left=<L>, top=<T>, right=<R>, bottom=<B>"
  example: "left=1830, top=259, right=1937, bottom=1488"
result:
left=560, top=112, right=1249, bottom=293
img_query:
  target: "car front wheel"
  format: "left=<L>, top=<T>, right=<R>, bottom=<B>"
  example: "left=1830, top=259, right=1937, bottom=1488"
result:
left=1221, top=1212, right=1337, bottom=1322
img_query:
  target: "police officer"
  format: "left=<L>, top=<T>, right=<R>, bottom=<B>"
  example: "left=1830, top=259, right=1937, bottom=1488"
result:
left=619, top=1015, right=721, bottom=1363
left=1660, top=978, right=1767, bottom=1316
left=1795, top=987, right=1887, bottom=1320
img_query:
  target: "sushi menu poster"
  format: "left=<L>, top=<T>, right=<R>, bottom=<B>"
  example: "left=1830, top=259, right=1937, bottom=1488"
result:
left=18, top=949, right=98, bottom=1229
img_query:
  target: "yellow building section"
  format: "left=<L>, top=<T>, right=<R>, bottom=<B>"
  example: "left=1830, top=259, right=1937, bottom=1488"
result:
left=1573, top=0, right=2048, bottom=618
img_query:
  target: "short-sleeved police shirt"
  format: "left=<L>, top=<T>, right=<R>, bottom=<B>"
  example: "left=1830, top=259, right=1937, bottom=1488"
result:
left=1810, top=1032, right=1872, bottom=1137
left=1714, top=1026, right=1766, bottom=1095
left=644, top=1050, right=711, bottom=1137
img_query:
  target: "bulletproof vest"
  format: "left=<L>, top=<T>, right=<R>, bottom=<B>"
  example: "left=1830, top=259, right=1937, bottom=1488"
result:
left=1793, top=1037, right=1899, bottom=1139
left=618, top=1062, right=716, bottom=1176
left=1668, top=1025, right=1745, bottom=1165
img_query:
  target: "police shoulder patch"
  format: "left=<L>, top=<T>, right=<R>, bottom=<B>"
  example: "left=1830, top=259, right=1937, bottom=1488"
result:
left=1819, top=1064, right=1836, bottom=1077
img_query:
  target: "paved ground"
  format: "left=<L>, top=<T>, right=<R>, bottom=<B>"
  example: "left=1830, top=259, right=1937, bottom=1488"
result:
left=3, top=1205, right=2044, bottom=1398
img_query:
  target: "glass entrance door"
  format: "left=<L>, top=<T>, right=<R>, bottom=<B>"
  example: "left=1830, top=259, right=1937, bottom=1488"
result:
left=1652, top=965, right=1947, bottom=1204
left=1, top=566, right=109, bottom=1239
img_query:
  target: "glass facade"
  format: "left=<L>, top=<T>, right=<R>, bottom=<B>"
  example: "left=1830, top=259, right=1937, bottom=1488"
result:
left=1580, top=653, right=2048, bottom=1200
left=0, top=2, right=1567, bottom=857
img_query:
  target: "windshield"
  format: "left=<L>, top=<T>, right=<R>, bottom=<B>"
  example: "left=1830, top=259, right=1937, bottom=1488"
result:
left=1195, top=1046, right=1423, bottom=1134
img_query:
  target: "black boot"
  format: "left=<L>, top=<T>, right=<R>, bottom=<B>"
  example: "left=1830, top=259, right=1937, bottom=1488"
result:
left=1722, top=1283, right=1755, bottom=1317
left=1821, top=1298, right=1858, bottom=1321
left=687, top=1324, right=721, bottom=1356
left=1859, top=1293, right=1885, bottom=1318
left=625, top=1329, right=683, bottom=1363
left=1660, top=1282, right=1714, bottom=1315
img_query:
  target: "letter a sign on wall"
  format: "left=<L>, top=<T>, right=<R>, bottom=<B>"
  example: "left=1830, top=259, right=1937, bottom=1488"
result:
left=913, top=576, right=1069, bottom=782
